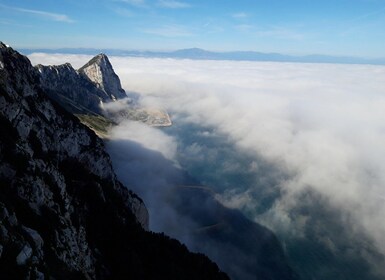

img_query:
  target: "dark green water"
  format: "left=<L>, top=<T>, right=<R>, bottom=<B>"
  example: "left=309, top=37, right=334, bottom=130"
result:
left=163, top=119, right=385, bottom=280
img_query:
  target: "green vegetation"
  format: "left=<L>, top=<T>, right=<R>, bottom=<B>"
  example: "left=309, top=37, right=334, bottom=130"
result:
left=75, top=114, right=115, bottom=138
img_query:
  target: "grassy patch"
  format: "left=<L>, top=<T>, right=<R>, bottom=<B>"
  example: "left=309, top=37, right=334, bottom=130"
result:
left=75, top=114, right=115, bottom=138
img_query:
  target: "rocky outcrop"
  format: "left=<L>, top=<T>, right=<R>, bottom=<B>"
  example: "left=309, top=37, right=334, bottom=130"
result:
left=79, top=54, right=126, bottom=100
left=36, top=63, right=106, bottom=114
left=0, top=43, right=228, bottom=279
left=36, top=53, right=126, bottom=116
left=37, top=54, right=174, bottom=129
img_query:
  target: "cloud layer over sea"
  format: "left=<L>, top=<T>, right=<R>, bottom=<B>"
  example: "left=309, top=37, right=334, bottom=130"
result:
left=29, top=53, right=385, bottom=279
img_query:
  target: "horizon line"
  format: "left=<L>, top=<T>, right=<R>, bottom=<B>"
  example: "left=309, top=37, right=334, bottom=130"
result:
left=15, top=45, right=385, bottom=66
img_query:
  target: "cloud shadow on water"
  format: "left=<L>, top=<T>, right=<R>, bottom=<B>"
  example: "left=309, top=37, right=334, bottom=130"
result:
left=105, top=136, right=298, bottom=280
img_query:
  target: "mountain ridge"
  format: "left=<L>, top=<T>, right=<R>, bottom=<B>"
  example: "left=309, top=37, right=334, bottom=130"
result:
left=36, top=53, right=126, bottom=116
left=20, top=47, right=385, bottom=65
left=78, top=53, right=127, bottom=100
left=36, top=54, right=172, bottom=132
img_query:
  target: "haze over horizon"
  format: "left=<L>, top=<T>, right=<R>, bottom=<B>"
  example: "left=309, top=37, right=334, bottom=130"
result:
left=1, top=0, right=385, bottom=58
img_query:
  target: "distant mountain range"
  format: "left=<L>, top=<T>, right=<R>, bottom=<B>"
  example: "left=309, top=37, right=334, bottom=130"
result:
left=20, top=47, right=385, bottom=65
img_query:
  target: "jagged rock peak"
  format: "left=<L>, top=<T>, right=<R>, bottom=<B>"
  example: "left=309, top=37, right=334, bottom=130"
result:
left=79, top=53, right=126, bottom=100
left=0, top=42, right=8, bottom=48
left=83, top=53, right=109, bottom=66
left=36, top=62, right=76, bottom=75
left=0, top=42, right=39, bottom=98
left=36, top=60, right=114, bottom=115
left=40, top=62, right=73, bottom=69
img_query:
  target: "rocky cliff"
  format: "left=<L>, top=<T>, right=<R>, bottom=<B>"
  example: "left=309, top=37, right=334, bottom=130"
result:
left=36, top=53, right=126, bottom=117
left=36, top=62, right=113, bottom=115
left=36, top=55, right=127, bottom=115
left=0, top=43, right=228, bottom=279
left=78, top=54, right=126, bottom=101
left=36, top=54, right=173, bottom=130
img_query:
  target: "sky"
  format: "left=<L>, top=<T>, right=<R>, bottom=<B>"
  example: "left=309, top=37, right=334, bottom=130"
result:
left=1, top=0, right=385, bottom=57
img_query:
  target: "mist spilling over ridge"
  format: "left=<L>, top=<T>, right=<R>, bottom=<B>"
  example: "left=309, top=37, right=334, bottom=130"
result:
left=28, top=53, right=385, bottom=280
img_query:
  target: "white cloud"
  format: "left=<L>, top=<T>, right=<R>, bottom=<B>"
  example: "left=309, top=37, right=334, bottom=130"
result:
left=107, top=56, right=385, bottom=251
left=2, top=5, right=75, bottom=23
left=108, top=120, right=178, bottom=161
left=232, top=12, right=248, bottom=19
left=29, top=53, right=385, bottom=276
left=28, top=53, right=92, bottom=68
left=157, top=0, right=191, bottom=9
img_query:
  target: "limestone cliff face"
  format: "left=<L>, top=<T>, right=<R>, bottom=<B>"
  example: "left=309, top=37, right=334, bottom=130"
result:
left=37, top=54, right=174, bottom=129
left=36, top=63, right=106, bottom=114
left=36, top=53, right=126, bottom=116
left=0, top=43, right=228, bottom=280
left=79, top=54, right=126, bottom=100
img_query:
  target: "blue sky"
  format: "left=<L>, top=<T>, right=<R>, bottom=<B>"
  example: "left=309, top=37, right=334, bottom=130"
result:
left=1, top=0, right=385, bottom=57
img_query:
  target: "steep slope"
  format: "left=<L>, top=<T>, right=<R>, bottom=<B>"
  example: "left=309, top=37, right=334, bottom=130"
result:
left=36, top=53, right=126, bottom=116
left=36, top=63, right=108, bottom=115
left=0, top=43, right=228, bottom=279
left=78, top=53, right=126, bottom=100
left=37, top=54, right=172, bottom=130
